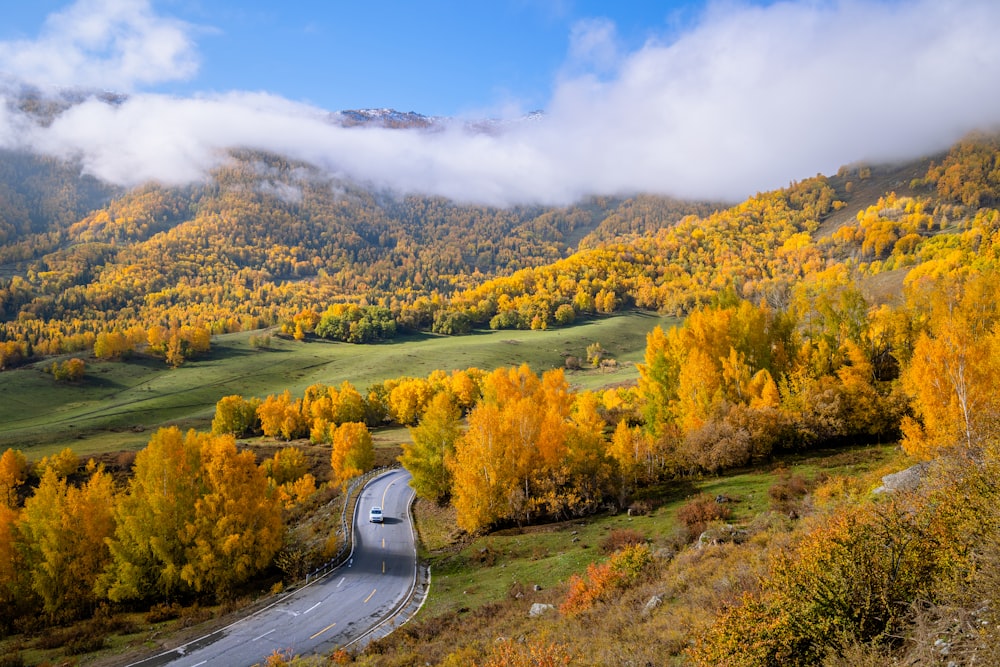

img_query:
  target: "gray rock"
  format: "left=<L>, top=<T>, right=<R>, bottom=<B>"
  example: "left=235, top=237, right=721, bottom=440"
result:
left=874, top=462, right=929, bottom=494
left=529, top=603, right=555, bottom=618
left=642, top=595, right=663, bottom=617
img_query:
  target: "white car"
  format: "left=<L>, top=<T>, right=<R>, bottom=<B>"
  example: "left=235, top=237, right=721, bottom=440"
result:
left=369, top=506, right=384, bottom=523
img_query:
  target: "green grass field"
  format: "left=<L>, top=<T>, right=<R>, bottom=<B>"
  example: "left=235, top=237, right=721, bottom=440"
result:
left=0, top=311, right=679, bottom=458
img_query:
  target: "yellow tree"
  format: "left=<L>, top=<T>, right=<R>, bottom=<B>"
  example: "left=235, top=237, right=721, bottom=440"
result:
left=901, top=271, right=1000, bottom=458
left=36, top=447, right=80, bottom=479
left=902, top=326, right=1000, bottom=458
left=609, top=420, right=656, bottom=488
left=561, top=392, right=617, bottom=516
left=399, top=391, right=462, bottom=503
left=331, top=381, right=366, bottom=424
left=99, top=427, right=203, bottom=602
left=262, top=447, right=310, bottom=486
left=449, top=365, right=576, bottom=530
left=330, top=422, right=375, bottom=487
left=258, top=391, right=307, bottom=440
left=181, top=434, right=283, bottom=597
left=0, top=504, right=30, bottom=627
left=636, top=326, right=681, bottom=436
left=0, top=448, right=28, bottom=509
left=675, top=346, right=723, bottom=434
left=20, top=464, right=116, bottom=617
left=388, top=377, right=434, bottom=425
left=449, top=403, right=512, bottom=533
left=448, top=367, right=484, bottom=411
left=212, top=395, right=262, bottom=437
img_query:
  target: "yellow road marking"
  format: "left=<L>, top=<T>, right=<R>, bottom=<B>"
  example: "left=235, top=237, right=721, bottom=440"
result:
left=382, top=560, right=386, bottom=574
left=309, top=622, right=336, bottom=639
left=381, top=481, right=395, bottom=508
left=364, top=588, right=377, bottom=603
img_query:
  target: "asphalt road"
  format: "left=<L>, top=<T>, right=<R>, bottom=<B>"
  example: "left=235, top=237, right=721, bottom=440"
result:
left=127, top=468, right=418, bottom=667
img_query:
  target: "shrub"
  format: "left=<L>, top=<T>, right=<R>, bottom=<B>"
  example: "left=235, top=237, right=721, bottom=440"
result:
left=145, top=602, right=183, bottom=624
left=676, top=493, right=732, bottom=540
left=479, top=639, right=571, bottom=667
left=627, top=498, right=654, bottom=516
left=600, top=528, right=646, bottom=554
left=560, top=543, right=653, bottom=616
left=768, top=469, right=809, bottom=512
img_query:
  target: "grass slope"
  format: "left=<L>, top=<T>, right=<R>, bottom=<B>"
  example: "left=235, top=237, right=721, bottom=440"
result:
left=0, top=311, right=678, bottom=458
left=414, top=443, right=903, bottom=618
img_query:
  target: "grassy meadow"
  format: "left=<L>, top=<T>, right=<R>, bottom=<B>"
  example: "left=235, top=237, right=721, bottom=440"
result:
left=0, top=311, right=678, bottom=458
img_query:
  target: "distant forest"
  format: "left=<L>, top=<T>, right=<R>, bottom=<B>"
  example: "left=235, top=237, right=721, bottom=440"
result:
left=0, top=148, right=717, bottom=367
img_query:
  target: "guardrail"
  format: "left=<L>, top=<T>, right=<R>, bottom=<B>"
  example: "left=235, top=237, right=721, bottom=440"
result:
left=304, top=464, right=399, bottom=584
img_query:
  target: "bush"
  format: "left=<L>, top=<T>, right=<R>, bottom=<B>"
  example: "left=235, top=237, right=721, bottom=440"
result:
left=676, top=493, right=732, bottom=540
left=145, top=602, right=183, bottom=624
left=768, top=469, right=809, bottom=512
left=560, top=543, right=653, bottom=616
left=600, top=528, right=646, bottom=554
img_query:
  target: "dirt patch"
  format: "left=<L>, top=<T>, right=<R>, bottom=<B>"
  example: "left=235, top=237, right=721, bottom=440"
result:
left=815, top=157, right=940, bottom=240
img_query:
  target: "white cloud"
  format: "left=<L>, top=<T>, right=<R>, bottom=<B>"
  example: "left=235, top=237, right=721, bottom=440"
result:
left=3, top=0, right=1000, bottom=205
left=0, top=0, right=197, bottom=91
left=566, top=18, right=620, bottom=75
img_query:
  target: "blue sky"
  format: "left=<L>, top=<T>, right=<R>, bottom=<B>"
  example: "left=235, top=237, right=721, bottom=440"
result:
left=0, top=0, right=710, bottom=117
left=1, top=1, right=999, bottom=205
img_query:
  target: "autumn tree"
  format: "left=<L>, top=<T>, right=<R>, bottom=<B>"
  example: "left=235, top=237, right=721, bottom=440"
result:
left=100, top=427, right=204, bottom=602
left=50, top=357, right=85, bottom=381
left=262, top=447, right=310, bottom=486
left=330, top=422, right=375, bottom=487
left=388, top=377, right=435, bottom=426
left=0, top=448, right=28, bottom=509
left=212, top=394, right=262, bottom=437
left=559, top=390, right=617, bottom=515
left=35, top=447, right=80, bottom=480
left=399, top=391, right=462, bottom=503
left=447, top=367, right=484, bottom=411
left=636, top=325, right=681, bottom=438
left=180, top=434, right=284, bottom=597
left=449, top=365, right=584, bottom=532
left=94, top=331, right=133, bottom=360
left=0, top=504, right=30, bottom=630
left=901, top=271, right=1000, bottom=458
left=20, top=463, right=116, bottom=618
left=450, top=402, right=511, bottom=533
left=101, top=427, right=285, bottom=602
left=258, top=390, right=308, bottom=440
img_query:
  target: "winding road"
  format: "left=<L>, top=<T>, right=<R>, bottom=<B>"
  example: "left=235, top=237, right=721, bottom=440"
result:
left=127, top=468, right=418, bottom=666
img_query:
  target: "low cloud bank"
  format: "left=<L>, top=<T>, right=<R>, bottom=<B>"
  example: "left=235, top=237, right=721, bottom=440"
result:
left=2, top=0, right=1000, bottom=206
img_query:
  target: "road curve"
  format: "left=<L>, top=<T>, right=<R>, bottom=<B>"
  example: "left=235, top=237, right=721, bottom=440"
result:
left=126, top=468, right=418, bottom=667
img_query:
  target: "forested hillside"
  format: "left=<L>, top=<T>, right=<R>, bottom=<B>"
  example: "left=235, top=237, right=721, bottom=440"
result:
left=0, top=149, right=716, bottom=367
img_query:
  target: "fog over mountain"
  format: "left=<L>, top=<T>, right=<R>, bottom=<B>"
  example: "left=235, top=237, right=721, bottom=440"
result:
left=1, top=0, right=1000, bottom=206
